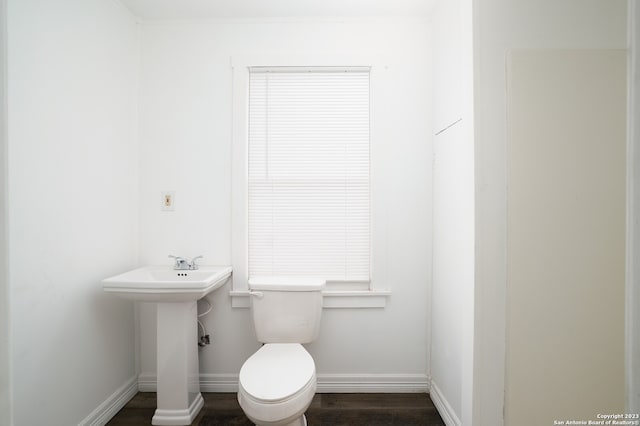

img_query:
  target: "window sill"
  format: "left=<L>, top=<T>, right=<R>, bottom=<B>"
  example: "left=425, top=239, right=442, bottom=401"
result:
left=229, top=289, right=391, bottom=309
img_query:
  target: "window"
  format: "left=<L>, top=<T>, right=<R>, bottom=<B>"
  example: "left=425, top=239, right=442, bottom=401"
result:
left=247, top=67, right=371, bottom=282
left=231, top=56, right=390, bottom=308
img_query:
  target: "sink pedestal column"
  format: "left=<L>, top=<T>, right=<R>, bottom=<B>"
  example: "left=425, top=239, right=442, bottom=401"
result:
left=152, top=301, right=204, bottom=426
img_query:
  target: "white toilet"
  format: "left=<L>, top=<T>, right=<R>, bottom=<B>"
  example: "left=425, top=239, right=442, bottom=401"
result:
left=238, top=276, right=325, bottom=426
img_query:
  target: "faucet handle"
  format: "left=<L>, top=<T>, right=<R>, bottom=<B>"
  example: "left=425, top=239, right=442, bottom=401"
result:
left=190, top=255, right=203, bottom=270
left=168, top=255, right=188, bottom=270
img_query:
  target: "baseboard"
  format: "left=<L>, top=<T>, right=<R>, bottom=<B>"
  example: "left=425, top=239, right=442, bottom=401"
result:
left=138, top=373, right=240, bottom=392
left=429, top=380, right=461, bottom=426
left=317, top=373, right=429, bottom=393
left=200, top=374, right=241, bottom=392
left=78, top=375, right=138, bottom=426
left=137, top=372, right=158, bottom=392
left=138, top=372, right=430, bottom=394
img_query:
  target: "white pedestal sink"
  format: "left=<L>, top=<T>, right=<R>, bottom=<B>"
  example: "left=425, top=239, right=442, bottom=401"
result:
left=103, top=265, right=232, bottom=425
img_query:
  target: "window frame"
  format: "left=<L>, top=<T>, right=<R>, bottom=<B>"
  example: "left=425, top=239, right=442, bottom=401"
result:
left=230, top=54, right=390, bottom=308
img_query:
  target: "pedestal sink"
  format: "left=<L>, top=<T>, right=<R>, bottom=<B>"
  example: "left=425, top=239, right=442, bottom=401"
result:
left=103, top=265, right=232, bottom=425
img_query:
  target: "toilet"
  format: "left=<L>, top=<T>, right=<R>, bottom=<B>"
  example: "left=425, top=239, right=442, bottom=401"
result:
left=238, top=276, right=325, bottom=426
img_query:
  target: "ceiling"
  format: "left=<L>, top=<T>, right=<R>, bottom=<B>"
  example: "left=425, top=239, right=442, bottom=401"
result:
left=118, top=0, right=436, bottom=20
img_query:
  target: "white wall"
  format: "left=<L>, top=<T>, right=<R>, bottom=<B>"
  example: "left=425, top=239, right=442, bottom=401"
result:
left=472, top=0, right=627, bottom=424
left=136, top=18, right=433, bottom=390
left=7, top=0, right=140, bottom=424
left=506, top=49, right=626, bottom=425
left=430, top=0, right=474, bottom=425
left=628, top=0, right=640, bottom=414
left=0, top=0, right=10, bottom=423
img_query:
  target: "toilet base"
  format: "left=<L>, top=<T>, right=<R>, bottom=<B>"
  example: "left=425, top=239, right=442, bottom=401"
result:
left=251, top=413, right=307, bottom=426
left=285, top=414, right=306, bottom=426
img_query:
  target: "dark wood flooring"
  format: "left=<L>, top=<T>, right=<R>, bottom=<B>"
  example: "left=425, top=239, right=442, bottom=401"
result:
left=107, top=392, right=446, bottom=425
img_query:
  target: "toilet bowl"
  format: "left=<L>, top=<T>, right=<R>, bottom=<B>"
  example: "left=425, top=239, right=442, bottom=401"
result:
left=238, top=343, right=316, bottom=426
left=237, top=276, right=325, bottom=426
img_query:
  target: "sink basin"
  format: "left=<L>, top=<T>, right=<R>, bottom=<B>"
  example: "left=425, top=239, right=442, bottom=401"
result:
left=102, top=265, right=233, bottom=302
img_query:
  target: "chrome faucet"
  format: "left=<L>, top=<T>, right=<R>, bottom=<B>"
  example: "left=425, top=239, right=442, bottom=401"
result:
left=168, top=255, right=202, bottom=270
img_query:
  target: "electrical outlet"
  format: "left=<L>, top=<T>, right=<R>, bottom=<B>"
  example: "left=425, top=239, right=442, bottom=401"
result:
left=161, top=191, right=175, bottom=211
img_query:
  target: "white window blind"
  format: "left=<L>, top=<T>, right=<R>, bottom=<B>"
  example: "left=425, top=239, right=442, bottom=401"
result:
left=248, top=67, right=371, bottom=282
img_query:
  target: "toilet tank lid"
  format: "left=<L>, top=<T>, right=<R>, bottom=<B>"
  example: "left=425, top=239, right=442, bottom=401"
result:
left=248, top=276, right=326, bottom=291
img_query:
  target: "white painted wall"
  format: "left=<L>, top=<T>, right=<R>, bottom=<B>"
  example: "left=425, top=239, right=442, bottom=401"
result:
left=628, top=0, right=640, bottom=414
left=0, top=0, right=10, bottom=423
left=472, top=1, right=627, bottom=424
left=136, top=18, right=433, bottom=389
left=7, top=0, right=140, bottom=424
left=506, top=49, right=626, bottom=425
left=430, top=0, right=474, bottom=425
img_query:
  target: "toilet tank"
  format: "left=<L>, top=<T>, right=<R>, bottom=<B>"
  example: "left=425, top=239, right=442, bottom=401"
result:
left=248, top=276, right=325, bottom=344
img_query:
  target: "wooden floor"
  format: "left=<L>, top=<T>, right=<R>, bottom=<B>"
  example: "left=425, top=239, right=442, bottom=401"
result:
left=107, top=392, right=446, bottom=426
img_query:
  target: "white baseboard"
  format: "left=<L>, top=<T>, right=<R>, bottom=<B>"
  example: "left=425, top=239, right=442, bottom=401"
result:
left=78, top=375, right=138, bottom=426
left=317, top=373, right=429, bottom=393
left=137, top=372, right=159, bottom=392
left=138, top=372, right=429, bottom=394
left=429, top=380, right=461, bottom=426
left=90, top=373, right=430, bottom=425
left=138, top=373, right=241, bottom=393
left=200, top=374, right=240, bottom=392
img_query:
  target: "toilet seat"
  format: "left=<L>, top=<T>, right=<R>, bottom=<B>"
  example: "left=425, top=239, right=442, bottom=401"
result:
left=238, top=343, right=317, bottom=424
left=239, top=343, right=315, bottom=402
